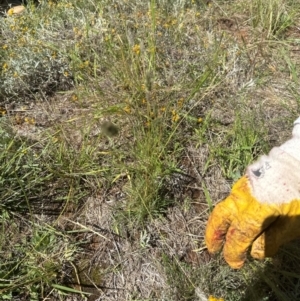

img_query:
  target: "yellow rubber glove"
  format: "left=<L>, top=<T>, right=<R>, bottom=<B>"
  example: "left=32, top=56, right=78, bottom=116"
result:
left=205, top=117, right=300, bottom=269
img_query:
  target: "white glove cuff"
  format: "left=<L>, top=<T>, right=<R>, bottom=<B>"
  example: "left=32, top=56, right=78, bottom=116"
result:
left=245, top=118, right=300, bottom=205
left=293, top=117, right=300, bottom=139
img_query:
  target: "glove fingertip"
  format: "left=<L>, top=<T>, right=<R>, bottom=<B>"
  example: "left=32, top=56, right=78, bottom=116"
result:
left=227, top=259, right=245, bottom=269
left=223, top=245, right=246, bottom=269
left=205, top=199, right=235, bottom=253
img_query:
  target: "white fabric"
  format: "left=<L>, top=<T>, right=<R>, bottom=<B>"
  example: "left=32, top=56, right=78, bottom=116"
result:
left=246, top=120, right=300, bottom=204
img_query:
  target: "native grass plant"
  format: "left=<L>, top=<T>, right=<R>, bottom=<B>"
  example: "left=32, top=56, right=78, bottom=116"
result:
left=249, top=0, right=295, bottom=38
left=83, top=0, right=234, bottom=227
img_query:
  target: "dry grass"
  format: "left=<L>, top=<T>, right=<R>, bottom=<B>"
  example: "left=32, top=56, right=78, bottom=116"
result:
left=0, top=0, right=300, bottom=300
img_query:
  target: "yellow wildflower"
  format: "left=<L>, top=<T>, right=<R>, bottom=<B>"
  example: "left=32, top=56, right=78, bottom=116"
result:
left=71, top=94, right=78, bottom=101
left=2, top=63, right=8, bottom=72
left=132, top=44, right=140, bottom=55
left=197, top=117, right=203, bottom=123
left=79, top=61, right=89, bottom=69
left=124, top=106, right=131, bottom=113
left=0, top=107, right=7, bottom=116
left=73, top=27, right=82, bottom=37
left=177, top=97, right=184, bottom=108
left=2, top=44, right=8, bottom=50
left=24, top=117, right=35, bottom=125
left=171, top=110, right=180, bottom=122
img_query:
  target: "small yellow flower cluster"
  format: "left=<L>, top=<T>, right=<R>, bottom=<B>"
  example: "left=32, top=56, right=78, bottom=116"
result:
left=6, top=14, right=35, bottom=36
left=132, top=44, right=140, bottom=55
left=2, top=63, right=8, bottom=73
left=21, top=26, right=29, bottom=34
left=73, top=27, right=82, bottom=38
left=71, top=94, right=78, bottom=101
left=171, top=110, right=180, bottom=122
left=0, top=107, right=7, bottom=116
left=163, top=18, right=177, bottom=28
left=24, top=117, right=35, bottom=125
left=177, top=97, right=184, bottom=108
left=124, top=105, right=131, bottom=113
left=79, top=61, right=89, bottom=69
left=17, top=37, right=26, bottom=47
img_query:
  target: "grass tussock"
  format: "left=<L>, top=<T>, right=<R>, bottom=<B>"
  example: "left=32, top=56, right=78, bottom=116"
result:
left=0, top=0, right=300, bottom=300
